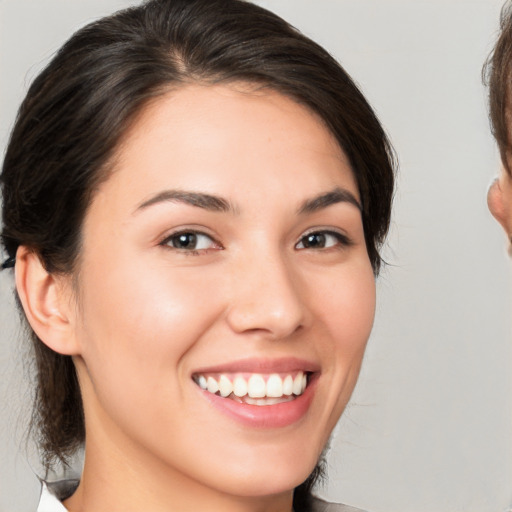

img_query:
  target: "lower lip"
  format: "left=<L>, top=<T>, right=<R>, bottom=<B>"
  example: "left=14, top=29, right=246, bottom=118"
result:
left=198, top=375, right=317, bottom=428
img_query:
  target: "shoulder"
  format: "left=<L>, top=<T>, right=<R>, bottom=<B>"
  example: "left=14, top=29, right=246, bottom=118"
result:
left=37, top=480, right=79, bottom=512
left=310, top=495, right=368, bottom=512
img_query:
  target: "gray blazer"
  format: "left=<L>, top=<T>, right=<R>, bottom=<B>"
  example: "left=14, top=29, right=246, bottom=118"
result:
left=311, top=496, right=367, bottom=512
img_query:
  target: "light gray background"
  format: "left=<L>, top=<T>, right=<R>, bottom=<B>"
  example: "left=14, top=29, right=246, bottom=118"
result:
left=1, top=1, right=511, bottom=511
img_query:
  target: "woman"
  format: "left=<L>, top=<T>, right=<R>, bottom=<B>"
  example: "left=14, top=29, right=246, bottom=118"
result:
left=0, top=0, right=395, bottom=511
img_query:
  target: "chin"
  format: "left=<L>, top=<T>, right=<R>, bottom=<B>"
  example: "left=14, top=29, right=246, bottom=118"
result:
left=204, top=443, right=322, bottom=499
left=218, top=470, right=312, bottom=499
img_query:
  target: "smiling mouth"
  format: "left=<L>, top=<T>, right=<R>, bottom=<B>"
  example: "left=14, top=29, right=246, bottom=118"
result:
left=192, top=371, right=310, bottom=406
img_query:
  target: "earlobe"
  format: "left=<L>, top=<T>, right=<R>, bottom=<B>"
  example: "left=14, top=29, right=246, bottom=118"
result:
left=15, top=246, right=80, bottom=355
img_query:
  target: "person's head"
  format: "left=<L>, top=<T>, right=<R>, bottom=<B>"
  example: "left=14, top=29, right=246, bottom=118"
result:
left=1, top=0, right=395, bottom=507
left=485, top=1, right=512, bottom=245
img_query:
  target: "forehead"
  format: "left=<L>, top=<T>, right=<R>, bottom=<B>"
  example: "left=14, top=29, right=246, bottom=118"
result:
left=95, top=83, right=357, bottom=213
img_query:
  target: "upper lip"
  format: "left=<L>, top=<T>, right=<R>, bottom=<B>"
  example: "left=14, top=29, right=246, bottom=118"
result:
left=191, top=357, right=320, bottom=375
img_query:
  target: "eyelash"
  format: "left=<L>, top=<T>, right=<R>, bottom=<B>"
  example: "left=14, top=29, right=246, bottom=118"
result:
left=159, top=228, right=352, bottom=256
left=159, top=229, right=221, bottom=256
left=295, top=229, right=353, bottom=251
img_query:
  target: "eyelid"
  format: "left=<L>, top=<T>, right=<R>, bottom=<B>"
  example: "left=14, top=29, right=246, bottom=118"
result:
left=295, top=228, right=353, bottom=249
left=158, top=227, right=223, bottom=252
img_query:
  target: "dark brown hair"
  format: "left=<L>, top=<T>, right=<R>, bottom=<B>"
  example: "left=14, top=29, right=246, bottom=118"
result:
left=485, top=0, right=512, bottom=175
left=1, top=0, right=395, bottom=508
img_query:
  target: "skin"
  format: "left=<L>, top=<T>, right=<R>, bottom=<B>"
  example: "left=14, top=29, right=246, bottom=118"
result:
left=16, top=84, right=376, bottom=512
left=488, top=165, right=512, bottom=251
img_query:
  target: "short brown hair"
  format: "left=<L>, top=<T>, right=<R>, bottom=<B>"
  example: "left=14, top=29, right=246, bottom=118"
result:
left=485, top=0, right=512, bottom=175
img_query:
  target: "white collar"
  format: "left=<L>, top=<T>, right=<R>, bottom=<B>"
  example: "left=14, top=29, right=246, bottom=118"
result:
left=37, top=481, right=76, bottom=512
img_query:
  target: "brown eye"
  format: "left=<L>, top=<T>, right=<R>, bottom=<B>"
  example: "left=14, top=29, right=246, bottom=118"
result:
left=295, top=231, right=350, bottom=250
left=301, top=233, right=327, bottom=248
left=163, top=232, right=216, bottom=251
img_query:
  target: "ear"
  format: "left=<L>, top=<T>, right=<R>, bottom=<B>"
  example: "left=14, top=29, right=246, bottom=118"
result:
left=15, top=246, right=81, bottom=355
left=487, top=177, right=510, bottom=233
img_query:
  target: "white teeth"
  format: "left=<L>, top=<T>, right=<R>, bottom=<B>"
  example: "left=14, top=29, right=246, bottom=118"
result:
left=266, top=374, right=283, bottom=398
left=206, top=376, right=219, bottom=394
left=198, top=375, right=207, bottom=390
left=248, top=374, right=266, bottom=398
left=292, top=372, right=304, bottom=395
left=218, top=375, right=232, bottom=397
left=283, top=375, right=293, bottom=396
left=244, top=396, right=294, bottom=406
left=195, top=371, right=309, bottom=400
left=233, top=376, right=248, bottom=397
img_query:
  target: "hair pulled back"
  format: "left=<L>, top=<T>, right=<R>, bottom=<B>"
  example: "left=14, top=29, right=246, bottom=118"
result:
left=1, top=0, right=395, bottom=507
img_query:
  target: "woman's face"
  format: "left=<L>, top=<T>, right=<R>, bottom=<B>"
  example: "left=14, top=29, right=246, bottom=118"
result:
left=69, top=84, right=375, bottom=500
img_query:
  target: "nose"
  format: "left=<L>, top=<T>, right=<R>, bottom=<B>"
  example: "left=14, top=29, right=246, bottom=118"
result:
left=225, top=251, right=308, bottom=340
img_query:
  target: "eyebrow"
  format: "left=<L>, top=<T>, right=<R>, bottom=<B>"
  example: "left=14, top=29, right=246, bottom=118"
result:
left=134, top=190, right=236, bottom=214
left=133, top=186, right=361, bottom=216
left=297, top=187, right=361, bottom=214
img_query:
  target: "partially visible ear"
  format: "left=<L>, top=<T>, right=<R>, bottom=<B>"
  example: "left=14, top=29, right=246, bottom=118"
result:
left=488, top=176, right=510, bottom=233
left=15, top=246, right=81, bottom=356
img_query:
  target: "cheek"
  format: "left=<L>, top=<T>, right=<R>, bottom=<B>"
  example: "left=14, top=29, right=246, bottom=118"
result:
left=291, top=259, right=375, bottom=454
left=316, top=261, right=376, bottom=351
left=75, top=253, right=224, bottom=396
left=314, top=261, right=376, bottom=401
